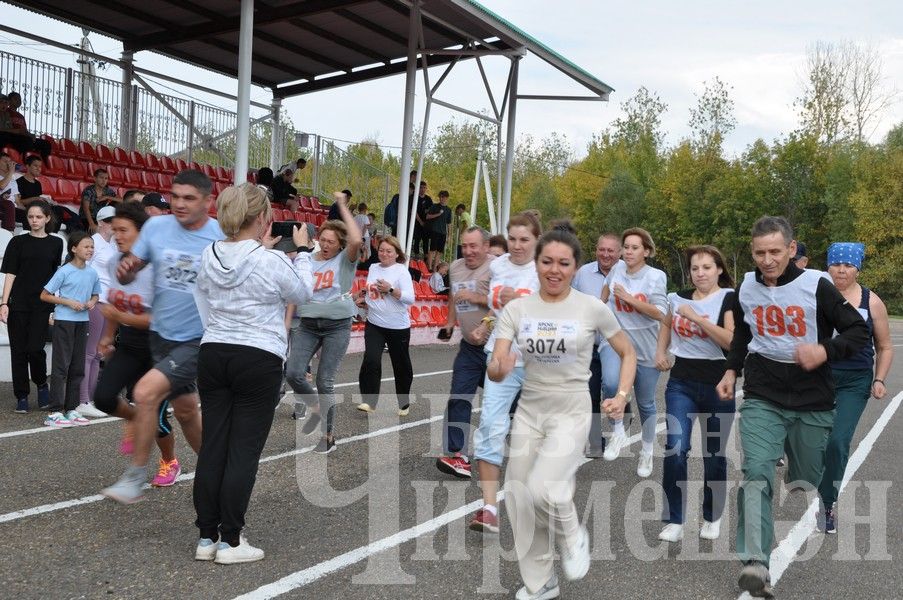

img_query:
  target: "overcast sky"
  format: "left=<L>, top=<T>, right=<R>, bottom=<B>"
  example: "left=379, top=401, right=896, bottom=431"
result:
left=2, top=0, right=901, bottom=159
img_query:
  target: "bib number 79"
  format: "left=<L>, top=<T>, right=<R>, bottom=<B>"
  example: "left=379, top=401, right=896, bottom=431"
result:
left=751, top=304, right=807, bottom=337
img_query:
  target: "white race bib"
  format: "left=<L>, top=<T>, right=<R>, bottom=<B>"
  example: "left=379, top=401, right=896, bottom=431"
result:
left=160, top=249, right=200, bottom=293
left=452, top=280, right=477, bottom=313
left=518, top=318, right=579, bottom=365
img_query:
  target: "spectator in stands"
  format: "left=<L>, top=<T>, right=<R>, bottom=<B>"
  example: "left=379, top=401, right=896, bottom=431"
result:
left=255, top=167, right=275, bottom=202
left=426, top=190, right=452, bottom=272
left=429, top=262, right=449, bottom=296
left=0, top=151, right=19, bottom=231
left=455, top=202, right=473, bottom=259
left=141, top=192, right=169, bottom=216
left=81, top=168, right=119, bottom=233
left=328, top=189, right=352, bottom=221
left=488, top=234, right=508, bottom=257
left=2, top=199, right=64, bottom=413
left=271, top=168, right=298, bottom=206
left=0, top=92, right=52, bottom=161
left=384, top=181, right=413, bottom=237
left=15, top=156, right=80, bottom=232
left=412, top=180, right=433, bottom=259
left=122, top=189, right=145, bottom=204
left=353, top=202, right=371, bottom=261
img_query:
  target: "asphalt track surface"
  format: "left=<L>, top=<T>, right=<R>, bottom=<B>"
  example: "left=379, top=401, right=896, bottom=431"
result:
left=1, top=322, right=901, bottom=600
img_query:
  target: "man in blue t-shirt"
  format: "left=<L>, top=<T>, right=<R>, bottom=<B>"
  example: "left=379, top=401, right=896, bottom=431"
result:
left=102, top=169, right=223, bottom=504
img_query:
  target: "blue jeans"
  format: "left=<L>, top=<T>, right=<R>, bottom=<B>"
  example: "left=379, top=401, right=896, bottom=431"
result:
left=661, top=377, right=735, bottom=524
left=443, top=340, right=487, bottom=455
left=600, top=344, right=659, bottom=444
left=285, top=317, right=352, bottom=435
left=473, top=356, right=524, bottom=467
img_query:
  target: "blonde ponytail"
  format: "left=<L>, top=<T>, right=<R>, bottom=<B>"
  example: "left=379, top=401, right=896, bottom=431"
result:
left=216, top=182, right=270, bottom=237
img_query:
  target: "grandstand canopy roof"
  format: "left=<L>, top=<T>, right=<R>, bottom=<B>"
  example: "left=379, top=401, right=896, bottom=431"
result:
left=7, top=0, right=613, bottom=99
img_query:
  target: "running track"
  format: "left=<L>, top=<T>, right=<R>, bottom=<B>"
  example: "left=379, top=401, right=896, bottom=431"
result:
left=1, top=323, right=901, bottom=599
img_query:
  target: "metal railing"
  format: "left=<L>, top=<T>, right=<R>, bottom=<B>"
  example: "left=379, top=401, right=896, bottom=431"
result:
left=303, top=138, right=393, bottom=213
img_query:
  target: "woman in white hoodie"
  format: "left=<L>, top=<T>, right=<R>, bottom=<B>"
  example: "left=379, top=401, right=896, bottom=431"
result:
left=193, top=183, right=313, bottom=565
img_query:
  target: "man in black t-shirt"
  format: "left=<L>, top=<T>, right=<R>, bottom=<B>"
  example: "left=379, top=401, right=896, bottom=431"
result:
left=425, top=190, right=452, bottom=272
left=15, top=156, right=81, bottom=232
left=412, top=180, right=432, bottom=259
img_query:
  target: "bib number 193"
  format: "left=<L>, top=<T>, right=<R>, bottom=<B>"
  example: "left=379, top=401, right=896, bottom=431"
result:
left=751, top=304, right=806, bottom=337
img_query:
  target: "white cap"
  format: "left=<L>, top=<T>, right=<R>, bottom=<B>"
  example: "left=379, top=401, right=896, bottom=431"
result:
left=96, top=205, right=116, bottom=221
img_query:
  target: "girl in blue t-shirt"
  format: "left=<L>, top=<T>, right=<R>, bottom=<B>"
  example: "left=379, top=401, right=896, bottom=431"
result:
left=39, top=232, right=101, bottom=427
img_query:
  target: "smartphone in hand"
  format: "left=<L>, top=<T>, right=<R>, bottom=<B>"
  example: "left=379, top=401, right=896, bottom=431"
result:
left=271, top=221, right=301, bottom=238
left=437, top=327, right=452, bottom=341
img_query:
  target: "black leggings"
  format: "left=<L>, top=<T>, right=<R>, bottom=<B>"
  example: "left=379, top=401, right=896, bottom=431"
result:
left=358, top=321, right=413, bottom=408
left=93, top=340, right=171, bottom=437
left=6, top=308, right=50, bottom=399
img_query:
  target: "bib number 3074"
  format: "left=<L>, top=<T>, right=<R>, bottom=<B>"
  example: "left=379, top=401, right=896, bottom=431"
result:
left=751, top=304, right=807, bottom=337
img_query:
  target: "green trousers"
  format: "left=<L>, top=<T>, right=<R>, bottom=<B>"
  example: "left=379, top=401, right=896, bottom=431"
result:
left=818, top=369, right=872, bottom=506
left=737, top=397, right=834, bottom=566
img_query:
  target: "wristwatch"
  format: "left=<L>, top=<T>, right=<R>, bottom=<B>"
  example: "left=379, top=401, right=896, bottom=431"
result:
left=388, top=287, right=394, bottom=295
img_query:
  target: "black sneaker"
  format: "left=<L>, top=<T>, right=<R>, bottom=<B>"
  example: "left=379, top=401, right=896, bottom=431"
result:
left=823, top=505, right=837, bottom=534
left=291, top=402, right=307, bottom=420
left=313, top=436, right=335, bottom=454
left=301, top=412, right=321, bottom=435
left=14, top=397, right=28, bottom=414
left=738, top=561, right=774, bottom=598
left=37, top=385, right=51, bottom=410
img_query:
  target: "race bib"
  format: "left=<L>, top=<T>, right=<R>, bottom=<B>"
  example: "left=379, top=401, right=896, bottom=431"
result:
left=452, top=280, right=477, bottom=313
left=518, top=318, right=578, bottom=365
left=160, top=249, right=200, bottom=293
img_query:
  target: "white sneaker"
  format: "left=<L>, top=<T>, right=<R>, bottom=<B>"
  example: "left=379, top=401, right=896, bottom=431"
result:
left=64, top=410, right=90, bottom=426
left=357, top=402, right=375, bottom=413
left=603, top=432, right=628, bottom=461
left=560, top=526, right=590, bottom=581
left=195, top=538, right=218, bottom=560
left=636, top=450, right=653, bottom=478
left=700, top=518, right=721, bottom=540
left=78, top=402, right=108, bottom=418
left=44, top=412, right=73, bottom=428
left=214, top=536, right=265, bottom=564
left=658, top=523, right=684, bottom=543
left=515, top=575, right=560, bottom=600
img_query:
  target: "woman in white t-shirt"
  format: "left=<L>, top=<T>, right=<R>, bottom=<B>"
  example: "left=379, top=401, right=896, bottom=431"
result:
left=489, top=229, right=636, bottom=599
left=355, top=235, right=415, bottom=414
left=654, top=245, right=736, bottom=543
left=284, top=193, right=362, bottom=455
left=469, top=211, right=542, bottom=535
left=600, top=227, right=668, bottom=477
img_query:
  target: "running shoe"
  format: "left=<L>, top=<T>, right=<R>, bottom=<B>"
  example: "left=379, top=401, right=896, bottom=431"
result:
left=700, top=518, right=721, bottom=540
left=37, top=385, right=51, bottom=410
left=357, top=402, right=375, bottom=413
left=436, top=454, right=472, bottom=479
left=398, top=404, right=410, bottom=416
left=822, top=505, right=837, bottom=534
left=515, top=575, right=560, bottom=600
left=658, top=523, right=684, bottom=543
left=603, top=432, right=628, bottom=461
left=560, top=526, right=590, bottom=580
left=195, top=537, right=218, bottom=561
left=738, top=561, right=774, bottom=598
left=214, top=536, right=265, bottom=564
left=78, top=402, right=108, bottom=418
left=101, top=465, right=146, bottom=504
left=14, top=397, right=28, bottom=414
left=151, top=458, right=181, bottom=487
left=44, top=412, right=73, bottom=428
left=468, top=508, right=499, bottom=534
left=637, top=450, right=654, bottom=478
left=301, top=412, right=321, bottom=435
left=119, top=421, right=135, bottom=455
left=312, top=436, right=336, bottom=454
left=64, top=410, right=90, bottom=426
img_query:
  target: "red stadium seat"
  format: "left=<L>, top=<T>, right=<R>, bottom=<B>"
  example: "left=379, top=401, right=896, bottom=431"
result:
left=440, top=305, right=449, bottom=321
left=96, top=144, right=115, bottom=164
left=299, top=196, right=312, bottom=210
left=272, top=209, right=284, bottom=222
left=112, top=147, right=130, bottom=167
left=3, top=147, right=22, bottom=164
left=293, top=210, right=305, bottom=222
left=77, top=141, right=97, bottom=161
left=201, top=164, right=217, bottom=180
left=157, top=172, right=174, bottom=192
left=159, top=155, right=177, bottom=174
left=213, top=181, right=227, bottom=195
left=140, top=171, right=158, bottom=190
left=215, top=165, right=231, bottom=182
left=123, top=168, right=142, bottom=187
left=127, top=151, right=147, bottom=170
left=85, top=162, right=104, bottom=182
left=189, top=161, right=202, bottom=172
left=37, top=175, right=55, bottom=196
left=144, top=153, right=162, bottom=172
left=175, top=158, right=189, bottom=172
left=42, top=155, right=66, bottom=177
left=57, top=138, right=78, bottom=158
left=106, top=166, right=124, bottom=186
left=430, top=306, right=443, bottom=326
left=55, top=179, right=81, bottom=204
left=315, top=214, right=326, bottom=226
left=409, top=306, right=425, bottom=327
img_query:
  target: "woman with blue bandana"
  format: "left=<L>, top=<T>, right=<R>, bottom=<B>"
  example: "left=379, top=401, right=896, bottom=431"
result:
left=818, top=242, right=893, bottom=535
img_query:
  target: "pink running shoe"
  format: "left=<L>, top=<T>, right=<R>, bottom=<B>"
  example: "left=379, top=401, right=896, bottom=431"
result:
left=119, top=422, right=135, bottom=455
left=151, top=458, right=181, bottom=487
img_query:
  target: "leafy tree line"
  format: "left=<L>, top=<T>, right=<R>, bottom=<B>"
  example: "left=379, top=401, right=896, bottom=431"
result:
left=313, top=42, right=901, bottom=312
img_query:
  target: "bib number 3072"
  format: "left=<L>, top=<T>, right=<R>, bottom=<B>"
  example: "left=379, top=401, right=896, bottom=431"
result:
left=751, top=304, right=807, bottom=337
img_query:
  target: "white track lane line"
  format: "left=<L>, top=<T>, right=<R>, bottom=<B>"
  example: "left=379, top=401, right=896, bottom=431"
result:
left=737, top=389, right=903, bottom=599
left=232, top=422, right=668, bottom=600
left=0, top=404, right=471, bottom=524
left=0, top=370, right=454, bottom=441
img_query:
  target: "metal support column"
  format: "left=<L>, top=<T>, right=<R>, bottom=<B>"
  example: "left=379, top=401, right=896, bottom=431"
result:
left=405, top=99, right=430, bottom=259
left=187, top=101, right=196, bottom=162
left=500, top=56, right=520, bottom=231
left=119, top=50, right=134, bottom=149
left=63, top=68, right=74, bottom=140
left=233, top=0, right=254, bottom=185
left=269, top=97, right=283, bottom=171
left=395, top=0, right=420, bottom=256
